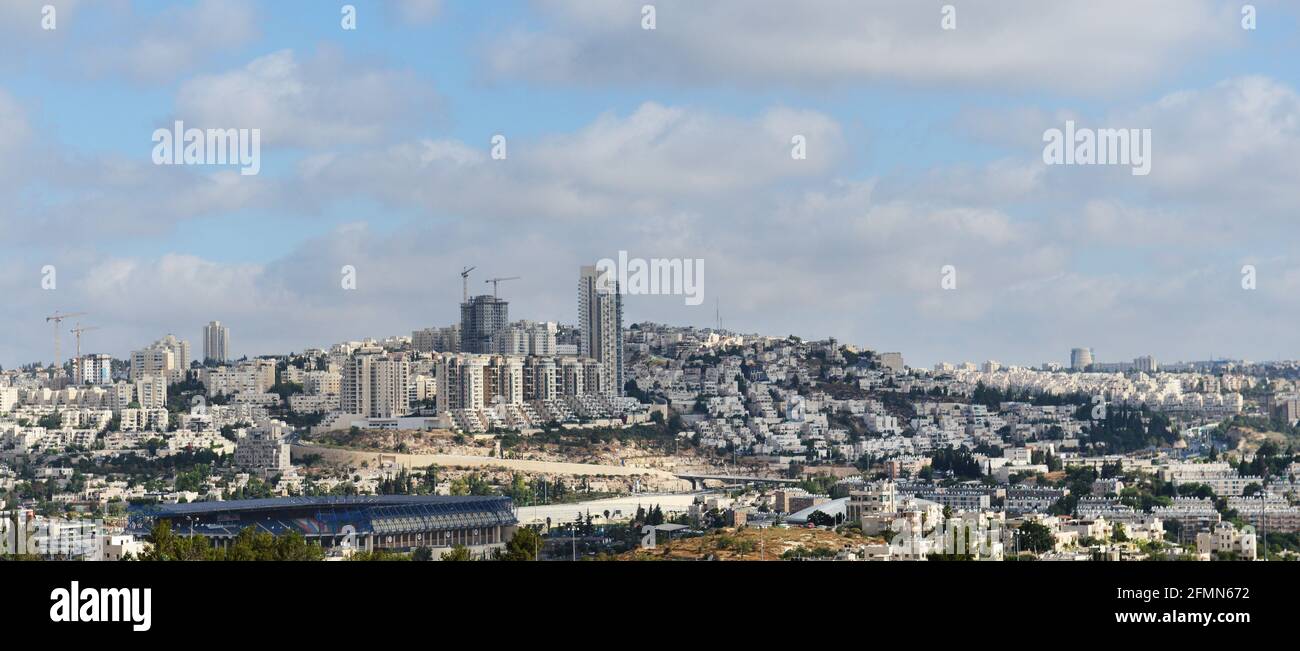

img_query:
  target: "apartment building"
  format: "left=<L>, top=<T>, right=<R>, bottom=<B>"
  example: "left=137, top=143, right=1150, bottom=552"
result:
left=130, top=335, right=190, bottom=383
left=203, top=321, right=230, bottom=363
left=201, top=360, right=276, bottom=397
left=134, top=374, right=168, bottom=410
left=912, top=488, right=992, bottom=513
left=578, top=264, right=624, bottom=396
left=492, top=320, right=558, bottom=357
left=412, top=325, right=461, bottom=353
left=234, top=420, right=292, bottom=477
left=1005, top=487, right=1067, bottom=515
left=846, top=481, right=898, bottom=524
left=1152, top=498, right=1222, bottom=542
left=1195, top=522, right=1257, bottom=560
left=74, top=354, right=113, bottom=386
left=341, top=353, right=411, bottom=419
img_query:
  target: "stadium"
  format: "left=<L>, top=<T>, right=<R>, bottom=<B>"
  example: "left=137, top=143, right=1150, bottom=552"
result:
left=129, top=495, right=519, bottom=558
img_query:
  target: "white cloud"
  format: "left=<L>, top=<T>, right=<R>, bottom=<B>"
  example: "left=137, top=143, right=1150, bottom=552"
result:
left=487, top=0, right=1240, bottom=94
left=391, top=0, right=442, bottom=25
left=175, top=48, right=439, bottom=148
left=0, top=0, right=83, bottom=56
left=1123, top=76, right=1300, bottom=211
left=9, top=50, right=1300, bottom=370
left=0, top=90, right=34, bottom=181
left=88, top=0, right=261, bottom=83
left=293, top=102, right=843, bottom=222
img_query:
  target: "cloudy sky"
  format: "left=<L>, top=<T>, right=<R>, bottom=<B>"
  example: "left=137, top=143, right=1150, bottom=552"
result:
left=2, top=0, right=1299, bottom=369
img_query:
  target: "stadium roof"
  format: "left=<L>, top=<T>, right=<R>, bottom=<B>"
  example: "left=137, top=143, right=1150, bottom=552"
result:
left=145, top=495, right=512, bottom=517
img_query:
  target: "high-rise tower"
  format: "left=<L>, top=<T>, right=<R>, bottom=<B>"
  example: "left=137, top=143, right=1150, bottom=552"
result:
left=578, top=265, right=624, bottom=396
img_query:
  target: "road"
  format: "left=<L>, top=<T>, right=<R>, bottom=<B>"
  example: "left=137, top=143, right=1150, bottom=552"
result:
left=516, top=492, right=700, bottom=526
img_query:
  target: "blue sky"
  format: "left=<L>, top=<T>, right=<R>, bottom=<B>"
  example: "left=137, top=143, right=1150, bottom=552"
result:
left=3, top=0, right=1300, bottom=369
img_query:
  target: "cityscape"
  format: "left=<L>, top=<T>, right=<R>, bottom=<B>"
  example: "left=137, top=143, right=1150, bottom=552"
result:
left=5, top=262, right=1300, bottom=564
left=4, top=0, right=1300, bottom=635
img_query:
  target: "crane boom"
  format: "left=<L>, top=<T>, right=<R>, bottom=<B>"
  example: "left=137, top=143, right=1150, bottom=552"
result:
left=484, top=276, right=521, bottom=298
left=69, top=324, right=100, bottom=383
left=44, top=311, right=87, bottom=375
left=460, top=266, right=477, bottom=302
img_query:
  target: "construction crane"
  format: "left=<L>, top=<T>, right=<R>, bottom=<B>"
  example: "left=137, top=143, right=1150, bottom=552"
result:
left=484, top=276, right=520, bottom=298
left=69, top=324, right=101, bottom=380
left=44, top=311, right=86, bottom=372
left=460, top=266, right=476, bottom=302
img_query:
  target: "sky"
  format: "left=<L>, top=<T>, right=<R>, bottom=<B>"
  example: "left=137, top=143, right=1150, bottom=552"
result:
left=2, top=0, right=1299, bottom=370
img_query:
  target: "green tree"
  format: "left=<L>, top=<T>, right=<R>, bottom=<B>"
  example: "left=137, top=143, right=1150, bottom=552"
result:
left=443, top=545, right=473, bottom=561
left=138, top=520, right=214, bottom=561
left=1111, top=524, right=1128, bottom=543
left=1017, top=521, right=1055, bottom=554
left=806, top=510, right=836, bottom=527
left=500, top=527, right=543, bottom=561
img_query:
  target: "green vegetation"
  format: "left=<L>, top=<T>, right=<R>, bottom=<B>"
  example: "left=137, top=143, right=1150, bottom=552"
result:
left=1080, top=406, right=1176, bottom=453
left=971, top=383, right=1092, bottom=410
left=349, top=549, right=410, bottom=561
left=797, top=474, right=838, bottom=495
left=138, top=520, right=323, bottom=561
left=928, top=447, right=983, bottom=480
left=781, top=545, right=836, bottom=560
left=499, top=420, right=686, bottom=454
left=499, top=527, right=543, bottom=561
left=442, top=545, right=473, bottom=561
left=1016, top=521, right=1054, bottom=553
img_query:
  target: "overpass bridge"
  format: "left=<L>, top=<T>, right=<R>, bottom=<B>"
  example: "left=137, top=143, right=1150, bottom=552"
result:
left=674, top=473, right=800, bottom=491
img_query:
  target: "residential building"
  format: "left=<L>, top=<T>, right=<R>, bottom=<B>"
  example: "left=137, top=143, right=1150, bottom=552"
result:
left=234, top=420, right=292, bottom=477
left=341, top=353, right=411, bottom=419
left=203, top=321, right=230, bottom=363
left=130, top=335, right=191, bottom=383
left=578, top=264, right=624, bottom=396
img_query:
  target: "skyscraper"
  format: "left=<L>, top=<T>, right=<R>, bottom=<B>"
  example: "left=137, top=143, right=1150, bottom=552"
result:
left=204, top=321, right=230, bottom=363
left=578, top=265, right=624, bottom=396
left=460, top=295, right=509, bottom=354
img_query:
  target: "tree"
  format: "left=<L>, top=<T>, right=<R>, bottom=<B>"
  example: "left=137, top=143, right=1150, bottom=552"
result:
left=929, top=447, right=983, bottom=479
left=138, top=520, right=214, bottom=561
left=806, top=510, right=836, bottom=527
left=443, top=545, right=472, bottom=561
left=349, top=549, right=408, bottom=561
left=500, top=527, right=543, bottom=561
left=1111, top=524, right=1128, bottom=543
left=1017, top=521, right=1054, bottom=554
left=38, top=411, right=62, bottom=430
left=412, top=546, right=434, bottom=562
